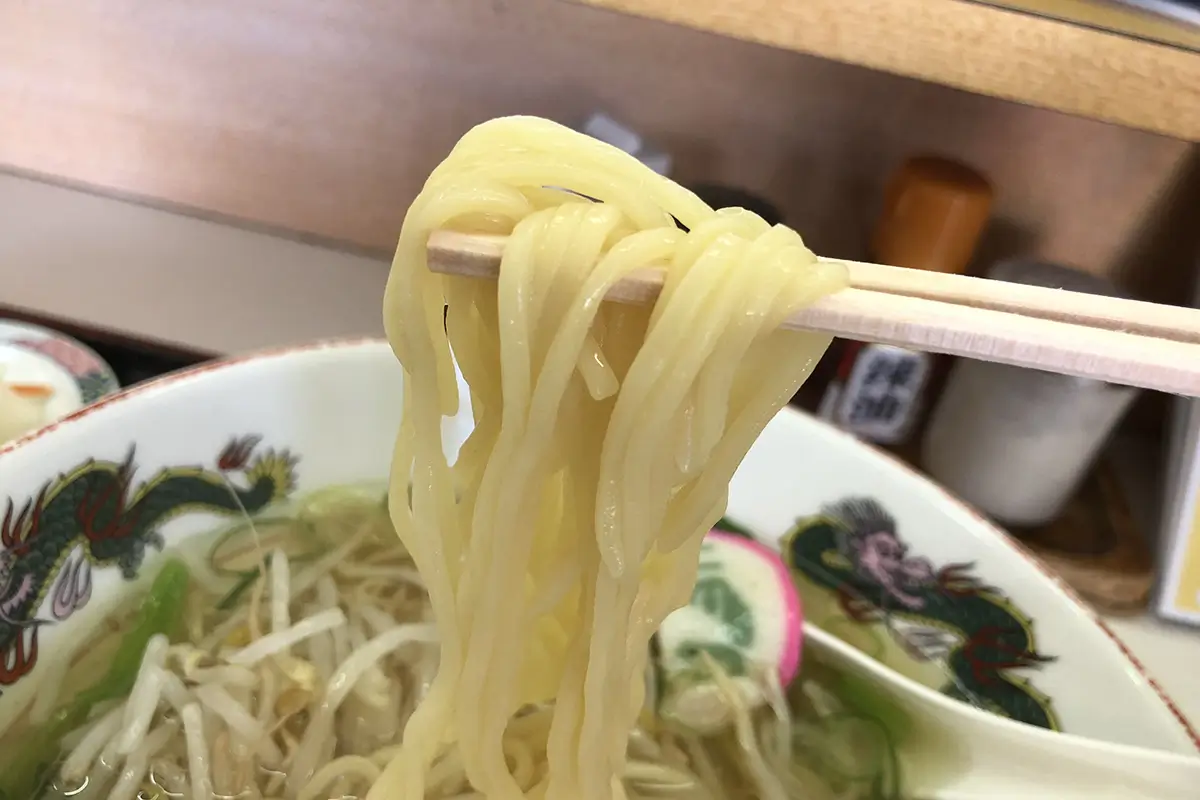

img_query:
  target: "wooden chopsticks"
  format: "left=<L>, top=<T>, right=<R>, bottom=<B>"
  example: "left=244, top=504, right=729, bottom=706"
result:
left=426, top=230, right=1200, bottom=397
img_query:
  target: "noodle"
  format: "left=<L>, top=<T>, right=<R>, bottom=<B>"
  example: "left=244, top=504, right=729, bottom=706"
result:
left=271, top=548, right=293, bottom=634
left=180, top=703, right=212, bottom=800
left=372, top=116, right=844, bottom=800
left=192, top=683, right=282, bottom=762
left=60, top=707, right=125, bottom=784
left=227, top=608, right=347, bottom=666
left=115, top=634, right=168, bottom=756
left=2, top=117, right=888, bottom=800
left=108, top=722, right=174, bottom=800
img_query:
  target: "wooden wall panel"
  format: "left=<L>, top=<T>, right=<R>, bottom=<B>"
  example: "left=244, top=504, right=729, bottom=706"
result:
left=0, top=0, right=1190, bottom=281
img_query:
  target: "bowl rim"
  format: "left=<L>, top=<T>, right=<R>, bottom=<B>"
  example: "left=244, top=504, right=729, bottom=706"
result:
left=2, top=335, right=1196, bottom=750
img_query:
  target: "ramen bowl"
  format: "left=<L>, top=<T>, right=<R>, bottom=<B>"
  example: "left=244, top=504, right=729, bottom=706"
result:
left=0, top=339, right=1194, bottom=757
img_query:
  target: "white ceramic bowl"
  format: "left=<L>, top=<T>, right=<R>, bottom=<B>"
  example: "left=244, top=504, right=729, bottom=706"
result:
left=0, top=339, right=1195, bottom=756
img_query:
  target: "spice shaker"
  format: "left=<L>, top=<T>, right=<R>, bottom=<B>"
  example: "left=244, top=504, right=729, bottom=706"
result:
left=792, top=156, right=993, bottom=448
left=921, top=261, right=1142, bottom=529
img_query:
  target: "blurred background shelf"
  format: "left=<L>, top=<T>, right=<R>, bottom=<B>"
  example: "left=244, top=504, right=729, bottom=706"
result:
left=575, top=0, right=1200, bottom=140
left=3, top=0, right=1195, bottom=295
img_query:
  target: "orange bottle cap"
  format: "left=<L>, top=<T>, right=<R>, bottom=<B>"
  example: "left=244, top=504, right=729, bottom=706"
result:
left=871, top=156, right=993, bottom=275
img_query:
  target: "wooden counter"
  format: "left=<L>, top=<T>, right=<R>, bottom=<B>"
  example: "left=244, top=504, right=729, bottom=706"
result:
left=576, top=0, right=1200, bottom=140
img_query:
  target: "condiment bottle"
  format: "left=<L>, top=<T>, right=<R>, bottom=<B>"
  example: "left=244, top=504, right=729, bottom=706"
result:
left=792, top=156, right=993, bottom=448
left=921, top=261, right=1141, bottom=529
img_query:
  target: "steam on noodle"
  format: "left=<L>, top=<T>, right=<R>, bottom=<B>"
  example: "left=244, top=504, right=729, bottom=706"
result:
left=372, top=116, right=845, bottom=800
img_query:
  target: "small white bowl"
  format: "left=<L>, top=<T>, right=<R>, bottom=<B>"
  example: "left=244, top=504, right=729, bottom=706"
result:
left=0, top=319, right=119, bottom=427
left=0, top=339, right=1193, bottom=756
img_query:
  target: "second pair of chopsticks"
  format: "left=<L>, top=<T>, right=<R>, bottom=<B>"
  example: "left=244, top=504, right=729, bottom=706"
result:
left=426, top=230, right=1200, bottom=397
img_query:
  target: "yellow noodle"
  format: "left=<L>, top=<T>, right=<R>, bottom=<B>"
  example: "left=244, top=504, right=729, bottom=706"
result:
left=372, top=116, right=845, bottom=800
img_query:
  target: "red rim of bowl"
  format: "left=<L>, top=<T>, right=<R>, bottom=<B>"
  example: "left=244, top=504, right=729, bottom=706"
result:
left=1, top=336, right=1196, bottom=750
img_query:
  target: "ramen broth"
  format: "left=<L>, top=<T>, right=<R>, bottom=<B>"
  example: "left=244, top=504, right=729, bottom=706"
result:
left=0, top=487, right=906, bottom=800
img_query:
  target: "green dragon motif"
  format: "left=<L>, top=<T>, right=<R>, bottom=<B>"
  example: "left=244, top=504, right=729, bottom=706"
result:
left=0, top=435, right=298, bottom=690
left=782, top=497, right=1060, bottom=730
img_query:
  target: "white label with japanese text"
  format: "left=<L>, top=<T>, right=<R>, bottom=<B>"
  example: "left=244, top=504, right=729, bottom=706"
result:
left=835, top=345, right=931, bottom=444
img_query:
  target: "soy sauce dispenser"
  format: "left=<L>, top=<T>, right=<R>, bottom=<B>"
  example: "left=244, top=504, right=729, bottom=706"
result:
left=792, top=156, right=993, bottom=449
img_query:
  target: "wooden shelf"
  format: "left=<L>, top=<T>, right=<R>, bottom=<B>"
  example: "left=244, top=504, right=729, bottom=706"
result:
left=1, top=0, right=1191, bottom=274
left=576, top=0, right=1200, bottom=141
